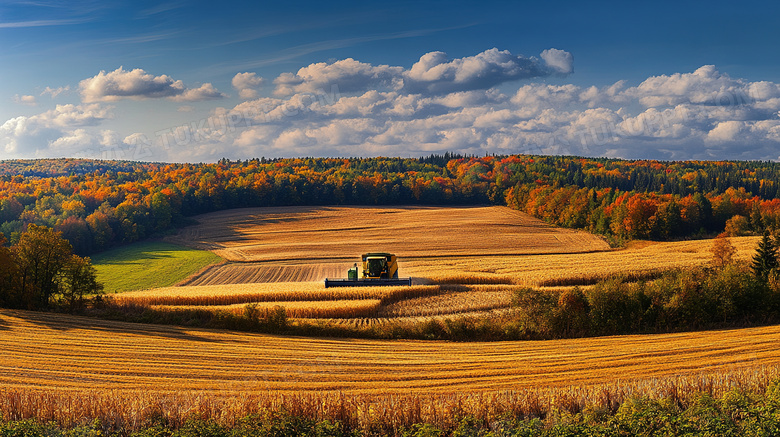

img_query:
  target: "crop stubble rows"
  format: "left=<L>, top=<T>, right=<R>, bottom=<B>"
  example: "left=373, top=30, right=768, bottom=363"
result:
left=2, top=309, right=780, bottom=395
left=167, top=206, right=758, bottom=289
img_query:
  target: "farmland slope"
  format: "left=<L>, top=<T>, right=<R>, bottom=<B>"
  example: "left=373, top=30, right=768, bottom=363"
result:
left=165, top=205, right=610, bottom=262
left=1, top=309, right=778, bottom=394
left=165, top=205, right=611, bottom=285
left=163, top=205, right=758, bottom=287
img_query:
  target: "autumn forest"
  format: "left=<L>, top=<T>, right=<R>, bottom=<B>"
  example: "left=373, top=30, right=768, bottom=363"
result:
left=0, top=154, right=777, bottom=257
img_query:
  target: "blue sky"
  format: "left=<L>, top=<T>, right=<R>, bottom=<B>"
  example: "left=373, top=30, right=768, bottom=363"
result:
left=2, top=0, right=780, bottom=162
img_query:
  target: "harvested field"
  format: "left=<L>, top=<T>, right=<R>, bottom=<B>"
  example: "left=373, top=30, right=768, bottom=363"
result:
left=179, top=262, right=349, bottom=286
left=2, top=309, right=780, bottom=394
left=402, top=236, right=761, bottom=287
left=165, top=206, right=610, bottom=262
left=128, top=205, right=762, bottom=322
left=165, top=205, right=758, bottom=290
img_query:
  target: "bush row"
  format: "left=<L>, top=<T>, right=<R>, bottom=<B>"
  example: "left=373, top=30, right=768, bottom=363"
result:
left=512, top=263, right=780, bottom=339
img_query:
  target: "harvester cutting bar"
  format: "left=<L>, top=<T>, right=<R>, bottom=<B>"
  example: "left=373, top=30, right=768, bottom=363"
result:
left=324, top=278, right=412, bottom=288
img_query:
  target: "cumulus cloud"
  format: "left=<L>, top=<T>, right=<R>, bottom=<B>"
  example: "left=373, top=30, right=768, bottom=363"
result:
left=79, top=67, right=225, bottom=102
left=232, top=72, right=264, bottom=99
left=403, top=48, right=571, bottom=94
left=273, top=58, right=403, bottom=96
left=540, top=48, right=574, bottom=74
left=13, top=94, right=37, bottom=106
left=621, top=65, right=775, bottom=110
left=271, top=48, right=572, bottom=96
left=169, top=83, right=225, bottom=102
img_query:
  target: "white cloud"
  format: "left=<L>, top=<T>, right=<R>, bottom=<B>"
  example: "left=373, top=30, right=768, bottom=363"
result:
left=41, top=86, right=70, bottom=98
left=540, top=48, right=574, bottom=74
left=620, top=65, right=771, bottom=109
left=79, top=67, right=225, bottom=102
left=273, top=58, right=402, bottom=96
left=232, top=72, right=264, bottom=100
left=706, top=120, right=744, bottom=143
left=13, top=94, right=37, bottom=106
left=0, top=104, right=113, bottom=157
left=169, top=83, right=225, bottom=102
left=403, top=48, right=564, bottom=94
left=271, top=48, right=572, bottom=96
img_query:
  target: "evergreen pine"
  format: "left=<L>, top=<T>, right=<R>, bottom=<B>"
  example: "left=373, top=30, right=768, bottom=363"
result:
left=752, top=230, right=779, bottom=280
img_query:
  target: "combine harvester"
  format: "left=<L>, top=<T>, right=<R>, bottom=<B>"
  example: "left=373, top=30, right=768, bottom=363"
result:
left=324, top=252, right=412, bottom=288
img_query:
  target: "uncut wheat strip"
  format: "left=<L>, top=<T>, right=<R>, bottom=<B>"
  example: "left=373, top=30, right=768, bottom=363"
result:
left=113, top=283, right=441, bottom=307
left=151, top=299, right=383, bottom=319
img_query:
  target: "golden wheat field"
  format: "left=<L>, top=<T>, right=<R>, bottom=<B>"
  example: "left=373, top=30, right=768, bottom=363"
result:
left=143, top=206, right=763, bottom=321
left=2, top=309, right=780, bottom=395
left=165, top=205, right=611, bottom=263
left=167, top=206, right=758, bottom=287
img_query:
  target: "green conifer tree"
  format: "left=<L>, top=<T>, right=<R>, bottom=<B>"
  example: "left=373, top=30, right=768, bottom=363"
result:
left=752, top=230, right=779, bottom=280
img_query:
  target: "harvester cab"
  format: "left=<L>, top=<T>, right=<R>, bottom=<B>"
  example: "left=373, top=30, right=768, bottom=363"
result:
left=362, top=253, right=399, bottom=279
left=325, top=253, right=411, bottom=288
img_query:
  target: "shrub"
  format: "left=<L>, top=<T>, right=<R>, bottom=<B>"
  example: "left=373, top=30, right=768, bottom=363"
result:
left=512, top=287, right=558, bottom=338
left=264, top=305, right=288, bottom=331
left=553, top=286, right=590, bottom=337
left=586, top=279, right=646, bottom=335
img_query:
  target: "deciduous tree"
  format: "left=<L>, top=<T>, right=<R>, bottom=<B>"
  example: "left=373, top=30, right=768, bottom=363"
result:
left=711, top=233, right=736, bottom=268
left=59, top=254, right=103, bottom=312
left=13, top=224, right=73, bottom=309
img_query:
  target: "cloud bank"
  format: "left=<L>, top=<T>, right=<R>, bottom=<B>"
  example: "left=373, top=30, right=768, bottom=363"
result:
left=272, top=48, right=572, bottom=96
left=0, top=104, right=113, bottom=156
left=182, top=62, right=780, bottom=162
left=4, top=48, right=780, bottom=162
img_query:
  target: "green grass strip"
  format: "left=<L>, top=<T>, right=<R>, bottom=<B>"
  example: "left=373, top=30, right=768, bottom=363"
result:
left=91, top=241, right=222, bottom=293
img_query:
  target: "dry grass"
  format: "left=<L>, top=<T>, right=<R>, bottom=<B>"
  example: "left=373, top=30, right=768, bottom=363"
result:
left=153, top=299, right=383, bottom=319
left=2, top=367, right=779, bottom=431
left=3, top=308, right=780, bottom=395
left=165, top=205, right=610, bottom=263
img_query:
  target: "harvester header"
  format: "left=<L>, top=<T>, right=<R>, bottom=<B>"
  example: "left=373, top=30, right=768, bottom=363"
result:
left=324, top=252, right=412, bottom=288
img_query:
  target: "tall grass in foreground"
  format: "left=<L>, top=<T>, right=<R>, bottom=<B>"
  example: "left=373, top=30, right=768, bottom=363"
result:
left=1, top=367, right=778, bottom=434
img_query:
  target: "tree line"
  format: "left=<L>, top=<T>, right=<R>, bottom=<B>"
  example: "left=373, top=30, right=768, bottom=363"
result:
left=3, top=155, right=780, bottom=254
